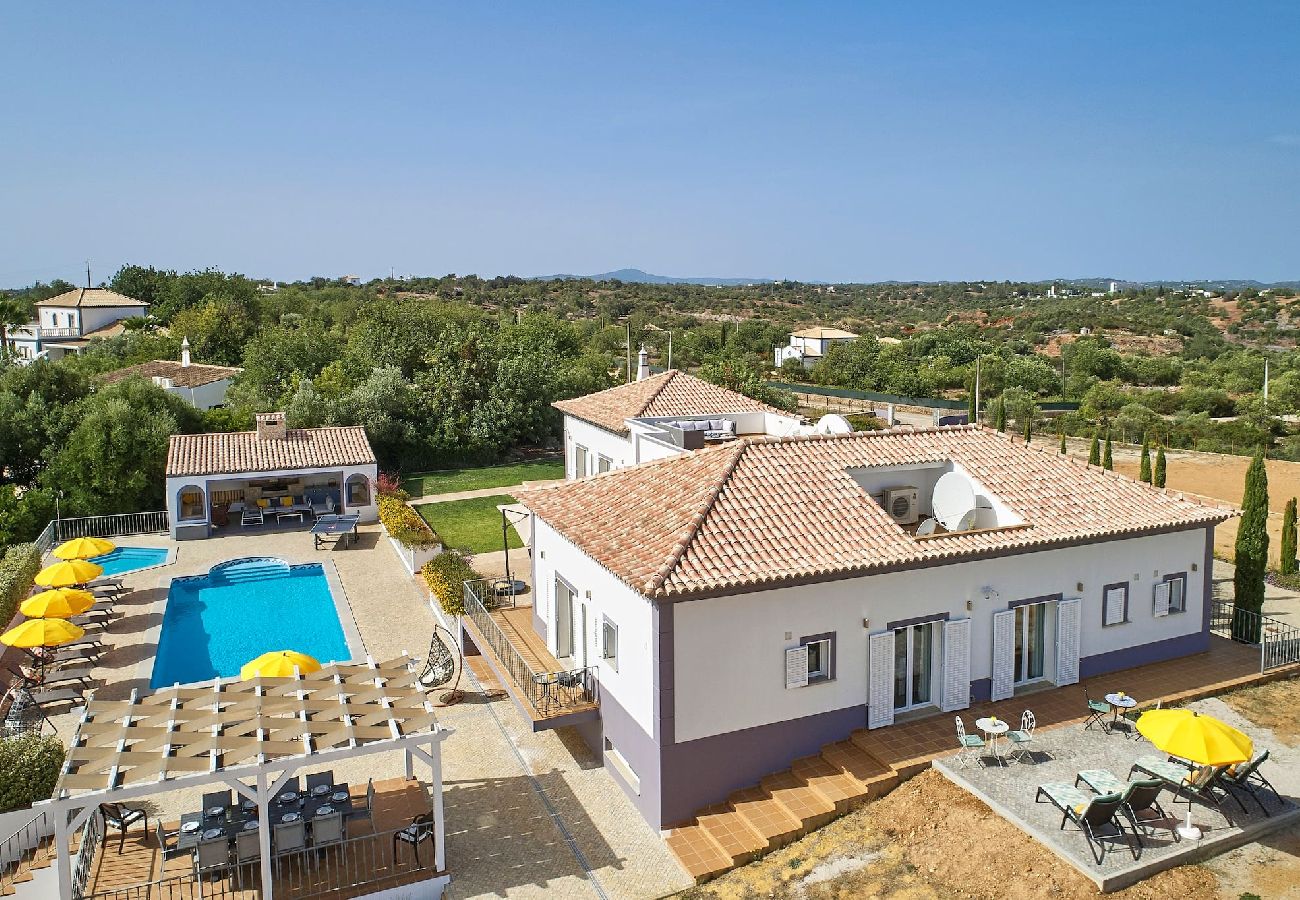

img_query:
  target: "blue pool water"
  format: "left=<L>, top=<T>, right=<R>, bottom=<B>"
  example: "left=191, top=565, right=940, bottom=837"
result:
left=150, top=558, right=351, bottom=688
left=91, top=546, right=170, bottom=576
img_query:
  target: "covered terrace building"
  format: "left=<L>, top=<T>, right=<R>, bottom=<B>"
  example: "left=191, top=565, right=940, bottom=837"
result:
left=165, top=413, right=379, bottom=540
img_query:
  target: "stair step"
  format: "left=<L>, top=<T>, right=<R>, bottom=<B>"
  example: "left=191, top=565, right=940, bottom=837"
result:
left=760, top=771, right=837, bottom=831
left=791, top=754, right=869, bottom=813
left=824, top=739, right=891, bottom=784
left=694, top=804, right=767, bottom=866
left=665, top=824, right=731, bottom=884
left=729, top=787, right=802, bottom=850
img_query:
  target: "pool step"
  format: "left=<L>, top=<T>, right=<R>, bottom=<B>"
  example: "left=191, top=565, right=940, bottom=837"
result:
left=209, top=558, right=293, bottom=583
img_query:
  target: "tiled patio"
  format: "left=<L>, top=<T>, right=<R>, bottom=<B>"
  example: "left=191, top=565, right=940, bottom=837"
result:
left=933, top=695, right=1300, bottom=891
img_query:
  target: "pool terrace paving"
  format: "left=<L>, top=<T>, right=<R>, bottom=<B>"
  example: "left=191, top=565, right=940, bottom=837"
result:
left=33, top=526, right=690, bottom=899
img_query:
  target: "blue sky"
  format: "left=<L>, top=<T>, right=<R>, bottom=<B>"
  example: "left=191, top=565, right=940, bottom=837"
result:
left=2, top=2, right=1297, bottom=284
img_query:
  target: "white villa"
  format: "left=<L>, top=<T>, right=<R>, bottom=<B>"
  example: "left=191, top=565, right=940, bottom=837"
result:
left=165, top=412, right=379, bottom=539
left=774, top=326, right=857, bottom=369
left=513, top=424, right=1230, bottom=830
left=6, top=287, right=148, bottom=363
left=553, top=366, right=804, bottom=479
left=99, top=338, right=241, bottom=410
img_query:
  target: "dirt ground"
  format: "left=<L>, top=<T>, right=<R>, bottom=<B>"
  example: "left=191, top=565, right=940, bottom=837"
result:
left=1066, top=443, right=1300, bottom=567
left=678, top=677, right=1300, bottom=900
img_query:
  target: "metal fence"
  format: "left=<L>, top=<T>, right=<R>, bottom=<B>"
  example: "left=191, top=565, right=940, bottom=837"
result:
left=71, top=810, right=101, bottom=899
left=33, top=519, right=57, bottom=555
left=462, top=579, right=595, bottom=716
left=0, top=810, right=51, bottom=891
left=50, top=511, right=169, bottom=543
left=78, top=824, right=440, bottom=900
left=1209, top=599, right=1300, bottom=672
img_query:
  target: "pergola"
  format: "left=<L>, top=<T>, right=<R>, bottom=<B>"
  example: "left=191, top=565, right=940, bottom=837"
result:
left=41, top=656, right=453, bottom=900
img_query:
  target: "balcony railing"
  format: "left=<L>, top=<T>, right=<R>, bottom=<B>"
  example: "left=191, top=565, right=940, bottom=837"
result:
left=51, top=511, right=169, bottom=543
left=1210, top=599, right=1300, bottom=672
left=462, top=579, right=595, bottom=717
left=0, top=810, right=51, bottom=893
left=36, top=326, right=83, bottom=339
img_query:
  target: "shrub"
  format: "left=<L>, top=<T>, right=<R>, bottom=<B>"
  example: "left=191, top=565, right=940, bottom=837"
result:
left=377, top=491, right=439, bottom=548
left=422, top=551, right=480, bottom=618
left=0, top=543, right=41, bottom=628
left=0, top=733, right=64, bottom=813
left=844, top=413, right=884, bottom=431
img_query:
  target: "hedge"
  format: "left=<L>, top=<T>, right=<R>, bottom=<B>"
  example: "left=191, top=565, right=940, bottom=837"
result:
left=0, top=733, right=64, bottom=813
left=422, top=551, right=479, bottom=618
left=0, top=543, right=41, bottom=628
left=377, top=491, right=440, bottom=549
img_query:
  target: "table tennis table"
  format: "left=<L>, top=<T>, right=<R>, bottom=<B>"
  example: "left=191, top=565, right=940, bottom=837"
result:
left=312, top=514, right=360, bottom=550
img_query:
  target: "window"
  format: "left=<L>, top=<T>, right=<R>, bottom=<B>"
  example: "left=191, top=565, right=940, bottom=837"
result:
left=1166, top=573, right=1187, bottom=614
left=177, top=485, right=206, bottom=521
left=575, top=445, right=588, bottom=478
left=785, top=632, right=836, bottom=688
left=345, top=474, right=371, bottom=507
left=1102, top=582, right=1129, bottom=627
left=597, top=455, right=611, bottom=474
left=806, top=639, right=831, bottom=681
left=601, top=616, right=618, bottom=671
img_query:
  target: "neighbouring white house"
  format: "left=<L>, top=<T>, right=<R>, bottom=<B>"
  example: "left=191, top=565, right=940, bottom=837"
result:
left=514, top=425, right=1232, bottom=829
left=165, top=412, right=378, bottom=540
left=552, top=358, right=804, bottom=479
left=5, top=287, right=148, bottom=363
left=775, top=326, right=858, bottom=368
left=98, top=338, right=242, bottom=410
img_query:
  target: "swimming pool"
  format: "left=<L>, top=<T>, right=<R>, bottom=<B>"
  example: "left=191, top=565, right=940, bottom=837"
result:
left=150, top=558, right=352, bottom=688
left=91, top=546, right=171, bottom=576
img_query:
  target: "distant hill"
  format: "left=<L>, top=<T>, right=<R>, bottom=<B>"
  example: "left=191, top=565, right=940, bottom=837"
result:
left=534, top=268, right=769, bottom=286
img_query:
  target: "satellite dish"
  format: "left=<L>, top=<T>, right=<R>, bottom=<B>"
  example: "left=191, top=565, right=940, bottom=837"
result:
left=932, top=472, right=976, bottom=530
left=973, top=506, right=999, bottom=529
left=814, top=414, right=853, bottom=435
left=956, top=509, right=979, bottom=531
left=916, top=517, right=938, bottom=536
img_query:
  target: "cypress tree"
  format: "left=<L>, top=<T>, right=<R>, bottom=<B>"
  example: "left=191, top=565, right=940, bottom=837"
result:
left=994, top=399, right=1007, bottom=433
left=1281, top=497, right=1298, bottom=576
left=1233, top=452, right=1269, bottom=641
left=1103, top=433, right=1114, bottom=470
left=1059, top=429, right=1067, bottom=454
left=1154, top=444, right=1167, bottom=488
left=1088, top=431, right=1101, bottom=466
left=1139, top=439, right=1152, bottom=483
left=1023, top=418, right=1031, bottom=444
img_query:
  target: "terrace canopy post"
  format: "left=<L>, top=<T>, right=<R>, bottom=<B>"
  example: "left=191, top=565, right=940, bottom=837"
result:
left=256, top=772, right=274, bottom=900
left=52, top=807, right=71, bottom=900
left=409, top=740, right=446, bottom=872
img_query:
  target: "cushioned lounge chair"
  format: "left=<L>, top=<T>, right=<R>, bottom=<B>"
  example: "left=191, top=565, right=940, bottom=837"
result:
left=1036, top=782, right=1138, bottom=864
left=242, top=505, right=264, bottom=527
left=1220, top=751, right=1283, bottom=816
left=1130, top=755, right=1247, bottom=818
left=1076, top=771, right=1177, bottom=844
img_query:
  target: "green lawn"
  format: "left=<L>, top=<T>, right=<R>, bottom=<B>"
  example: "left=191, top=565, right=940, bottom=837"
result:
left=401, top=459, right=563, bottom=498
left=416, top=494, right=524, bottom=554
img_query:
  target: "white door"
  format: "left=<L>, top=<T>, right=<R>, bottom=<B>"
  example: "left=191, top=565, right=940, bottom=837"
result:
left=1014, top=602, right=1048, bottom=685
left=892, top=622, right=936, bottom=712
left=555, top=578, right=574, bottom=659
left=940, top=618, right=972, bottom=712
left=991, top=610, right=1015, bottom=702
left=574, top=600, right=590, bottom=668
left=1055, top=597, right=1081, bottom=686
left=868, top=631, right=895, bottom=729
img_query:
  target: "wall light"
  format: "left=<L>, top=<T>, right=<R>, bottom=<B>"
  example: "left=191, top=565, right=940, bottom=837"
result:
left=861, top=619, right=870, bottom=630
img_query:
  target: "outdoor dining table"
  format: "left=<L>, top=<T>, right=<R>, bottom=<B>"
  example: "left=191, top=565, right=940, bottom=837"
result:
left=975, top=716, right=1010, bottom=765
left=1104, top=692, right=1138, bottom=735
left=176, top=784, right=353, bottom=850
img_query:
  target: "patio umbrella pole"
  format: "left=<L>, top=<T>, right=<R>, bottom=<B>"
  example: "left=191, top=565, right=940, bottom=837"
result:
left=1178, top=806, right=1201, bottom=841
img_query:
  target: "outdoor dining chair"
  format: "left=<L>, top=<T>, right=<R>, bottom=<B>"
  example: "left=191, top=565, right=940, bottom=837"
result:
left=272, top=820, right=306, bottom=857
left=392, top=812, right=435, bottom=867
left=98, top=803, right=147, bottom=853
left=273, top=777, right=302, bottom=802
left=311, top=812, right=345, bottom=855
left=202, top=790, right=232, bottom=816
left=153, top=818, right=184, bottom=860
left=195, top=834, right=231, bottom=880
left=954, top=716, right=986, bottom=768
left=306, top=771, right=335, bottom=794
left=1220, top=750, right=1283, bottom=816
left=1004, top=710, right=1036, bottom=763
left=347, top=778, right=375, bottom=830
left=234, top=829, right=261, bottom=874
left=1083, top=687, right=1111, bottom=731
left=1036, top=783, right=1138, bottom=865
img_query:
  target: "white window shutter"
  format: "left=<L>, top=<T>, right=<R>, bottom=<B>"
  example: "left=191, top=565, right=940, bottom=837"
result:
left=1055, top=597, right=1081, bottom=686
left=990, top=610, right=1016, bottom=701
left=785, top=646, right=809, bottom=690
left=1104, top=587, right=1126, bottom=626
left=1152, top=581, right=1171, bottom=618
left=868, top=631, right=896, bottom=729
left=940, top=618, right=972, bottom=712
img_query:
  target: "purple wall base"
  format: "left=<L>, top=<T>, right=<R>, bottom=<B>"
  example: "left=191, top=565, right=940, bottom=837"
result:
left=1079, top=629, right=1210, bottom=680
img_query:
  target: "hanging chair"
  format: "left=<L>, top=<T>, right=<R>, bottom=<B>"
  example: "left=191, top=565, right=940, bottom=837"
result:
left=418, top=624, right=459, bottom=690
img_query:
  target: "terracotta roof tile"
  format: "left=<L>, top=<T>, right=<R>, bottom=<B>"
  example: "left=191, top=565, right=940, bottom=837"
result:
left=166, top=426, right=376, bottom=478
left=553, top=369, right=788, bottom=434
left=36, top=288, right=147, bottom=309
left=100, top=359, right=242, bottom=388
left=516, top=426, right=1235, bottom=600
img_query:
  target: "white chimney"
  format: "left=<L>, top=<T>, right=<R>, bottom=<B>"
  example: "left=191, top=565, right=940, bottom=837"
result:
left=636, top=345, right=650, bottom=381
left=181, top=337, right=191, bottom=368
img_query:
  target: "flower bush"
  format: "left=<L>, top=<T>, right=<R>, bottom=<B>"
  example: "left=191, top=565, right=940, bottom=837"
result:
left=422, top=551, right=479, bottom=618
left=0, top=733, right=64, bottom=813
left=0, top=543, right=41, bottom=628
left=377, top=490, right=440, bottom=549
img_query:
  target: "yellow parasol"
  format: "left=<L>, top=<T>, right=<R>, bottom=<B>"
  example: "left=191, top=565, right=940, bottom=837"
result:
left=1136, top=709, right=1253, bottom=767
left=35, top=559, right=104, bottom=588
left=240, top=650, right=322, bottom=680
left=21, top=588, right=96, bottom=619
left=0, top=617, right=86, bottom=649
left=52, top=537, right=116, bottom=560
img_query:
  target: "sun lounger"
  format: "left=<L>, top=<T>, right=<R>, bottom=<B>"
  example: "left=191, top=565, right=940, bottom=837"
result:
left=310, top=497, right=335, bottom=517
left=1129, top=755, right=1246, bottom=818
left=27, top=685, right=86, bottom=710
left=26, top=665, right=95, bottom=690
left=1076, top=771, right=1176, bottom=844
left=1219, top=751, right=1283, bottom=816
left=1036, top=782, right=1138, bottom=864
left=242, top=505, right=265, bottom=527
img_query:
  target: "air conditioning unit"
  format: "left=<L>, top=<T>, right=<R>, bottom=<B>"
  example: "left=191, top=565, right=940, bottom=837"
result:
left=884, top=486, right=919, bottom=526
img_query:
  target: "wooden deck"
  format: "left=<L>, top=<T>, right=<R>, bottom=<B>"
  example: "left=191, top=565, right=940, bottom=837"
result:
left=461, top=603, right=599, bottom=729
left=81, top=778, right=443, bottom=900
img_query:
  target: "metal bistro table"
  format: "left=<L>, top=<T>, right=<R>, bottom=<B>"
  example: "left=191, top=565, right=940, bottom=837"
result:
left=975, top=716, right=1011, bottom=766
left=1104, top=692, right=1138, bottom=736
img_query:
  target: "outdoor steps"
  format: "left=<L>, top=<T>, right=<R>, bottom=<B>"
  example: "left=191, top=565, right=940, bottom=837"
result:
left=0, top=835, right=60, bottom=897
left=666, top=735, right=902, bottom=884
